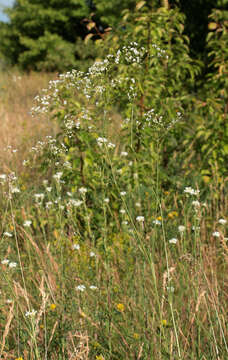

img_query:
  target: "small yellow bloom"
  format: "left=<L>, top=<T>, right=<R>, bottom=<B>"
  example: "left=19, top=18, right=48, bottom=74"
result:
left=133, top=332, right=140, bottom=340
left=50, top=303, right=56, bottom=311
left=96, top=355, right=105, bottom=360
left=15, top=357, right=23, bottom=360
left=116, top=303, right=125, bottom=312
left=161, top=319, right=167, bottom=326
left=156, top=216, right=162, bottom=221
left=164, top=191, right=169, bottom=195
left=168, top=211, right=178, bottom=219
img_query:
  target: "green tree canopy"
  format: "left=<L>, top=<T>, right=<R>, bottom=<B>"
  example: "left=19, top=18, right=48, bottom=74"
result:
left=0, top=0, right=90, bottom=71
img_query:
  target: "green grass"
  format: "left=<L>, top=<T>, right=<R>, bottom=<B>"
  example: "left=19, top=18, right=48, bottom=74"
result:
left=0, top=67, right=227, bottom=360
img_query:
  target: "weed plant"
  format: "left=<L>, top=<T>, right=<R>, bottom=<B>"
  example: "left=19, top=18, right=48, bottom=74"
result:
left=0, top=35, right=227, bottom=360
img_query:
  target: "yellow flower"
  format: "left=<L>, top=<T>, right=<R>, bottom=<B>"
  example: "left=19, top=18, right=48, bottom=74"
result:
left=116, top=303, right=125, bottom=312
left=15, top=358, right=23, bottom=360
left=96, top=355, right=105, bottom=360
left=161, top=319, right=167, bottom=326
left=50, top=303, right=56, bottom=311
left=168, top=211, right=178, bottom=219
left=133, top=332, right=140, bottom=340
left=156, top=216, right=162, bottom=221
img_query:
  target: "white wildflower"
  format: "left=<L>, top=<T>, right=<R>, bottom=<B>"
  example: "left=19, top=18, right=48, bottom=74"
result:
left=169, top=238, right=178, bottom=244
left=97, top=137, right=108, bottom=147
left=23, top=220, right=32, bottom=227
left=76, top=285, right=86, bottom=292
left=9, top=262, right=17, bottom=268
left=11, top=187, right=20, bottom=194
left=78, top=187, right=87, bottom=195
left=120, top=209, right=126, bottom=214
left=184, top=187, right=200, bottom=196
left=68, top=199, right=83, bottom=207
left=212, top=231, right=220, bottom=238
left=89, top=251, right=96, bottom=257
left=89, top=285, right=97, bottom=290
left=136, top=216, right=144, bottom=222
left=122, top=221, right=128, bottom=225
left=192, top=200, right=200, bottom=207
left=25, top=309, right=37, bottom=317
left=1, top=259, right=9, bottom=265
left=3, top=232, right=13, bottom=237
left=121, top=151, right=128, bottom=157
left=73, top=244, right=80, bottom=250
left=104, top=198, right=110, bottom=203
left=46, top=201, right=53, bottom=209
left=34, top=193, right=44, bottom=203
left=218, top=218, right=227, bottom=225
left=53, top=172, right=63, bottom=181
left=120, top=191, right=127, bottom=196
left=153, top=220, right=161, bottom=225
left=178, top=225, right=185, bottom=233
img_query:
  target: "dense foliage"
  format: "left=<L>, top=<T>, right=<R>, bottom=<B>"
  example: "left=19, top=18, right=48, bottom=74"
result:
left=0, top=0, right=226, bottom=72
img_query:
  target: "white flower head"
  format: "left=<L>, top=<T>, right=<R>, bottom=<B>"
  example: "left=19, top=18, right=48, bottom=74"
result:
left=9, top=262, right=17, bottom=268
left=46, top=201, right=53, bottom=209
left=53, top=172, right=63, bottom=181
left=153, top=219, right=161, bottom=225
left=120, top=151, right=128, bottom=157
left=184, top=187, right=200, bottom=196
left=23, top=220, right=32, bottom=227
left=34, top=193, right=44, bottom=203
left=3, top=232, right=13, bottom=237
left=120, top=191, right=127, bottom=196
left=169, top=238, right=178, bottom=244
left=89, top=251, right=96, bottom=257
left=192, top=200, right=200, bottom=208
left=73, top=244, right=80, bottom=250
left=178, top=225, right=185, bottom=233
left=76, top=285, right=86, bottom=292
left=122, top=221, right=128, bottom=225
left=78, top=187, right=87, bottom=195
left=136, top=216, right=144, bottom=223
left=120, top=209, right=126, bottom=214
left=104, top=198, right=110, bottom=203
left=89, top=285, right=98, bottom=290
left=1, top=259, right=9, bottom=265
left=218, top=218, right=227, bottom=225
left=25, top=309, right=37, bottom=317
left=212, top=231, right=220, bottom=238
left=11, top=187, right=20, bottom=194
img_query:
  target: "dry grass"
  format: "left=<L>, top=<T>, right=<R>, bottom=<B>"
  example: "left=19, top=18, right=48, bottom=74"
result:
left=0, top=70, right=58, bottom=174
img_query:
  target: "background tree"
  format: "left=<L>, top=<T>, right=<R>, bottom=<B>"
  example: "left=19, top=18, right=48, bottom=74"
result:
left=0, top=0, right=90, bottom=71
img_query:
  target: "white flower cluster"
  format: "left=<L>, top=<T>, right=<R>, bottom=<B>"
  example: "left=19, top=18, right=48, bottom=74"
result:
left=115, top=42, right=145, bottom=65
left=76, top=284, right=97, bottom=292
left=184, top=187, right=200, bottom=196
left=1, top=259, right=17, bottom=268
left=97, top=137, right=115, bottom=149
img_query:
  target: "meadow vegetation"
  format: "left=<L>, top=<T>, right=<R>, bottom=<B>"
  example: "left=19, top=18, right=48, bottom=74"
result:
left=0, top=3, right=227, bottom=360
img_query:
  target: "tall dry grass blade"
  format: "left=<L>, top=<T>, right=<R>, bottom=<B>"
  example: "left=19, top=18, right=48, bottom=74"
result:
left=0, top=302, right=14, bottom=356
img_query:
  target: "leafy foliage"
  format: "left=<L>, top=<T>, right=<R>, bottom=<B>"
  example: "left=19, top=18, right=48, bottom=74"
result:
left=0, top=0, right=90, bottom=71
